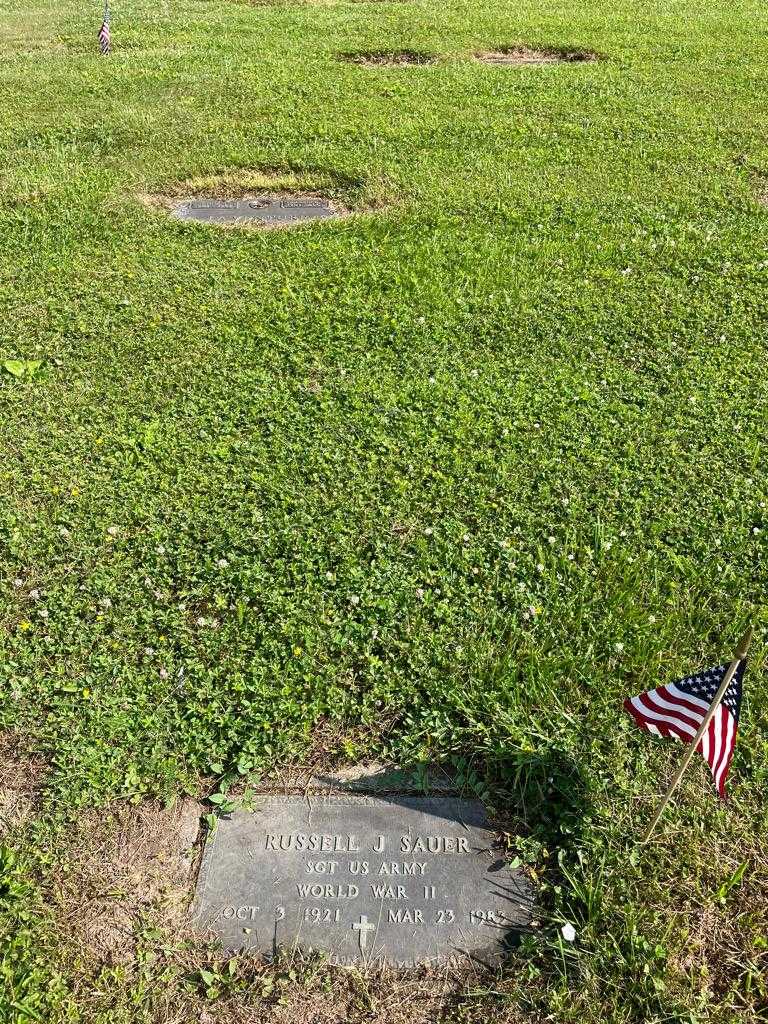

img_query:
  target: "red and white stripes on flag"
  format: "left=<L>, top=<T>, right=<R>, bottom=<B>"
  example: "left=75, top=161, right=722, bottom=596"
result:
left=624, top=661, right=745, bottom=798
left=98, top=2, right=111, bottom=54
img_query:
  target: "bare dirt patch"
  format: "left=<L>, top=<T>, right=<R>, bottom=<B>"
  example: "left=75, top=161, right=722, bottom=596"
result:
left=42, top=751, right=536, bottom=1021
left=475, top=46, right=599, bottom=66
left=341, top=50, right=437, bottom=67
left=53, top=798, right=202, bottom=965
left=128, top=947, right=533, bottom=1024
left=0, top=730, right=46, bottom=834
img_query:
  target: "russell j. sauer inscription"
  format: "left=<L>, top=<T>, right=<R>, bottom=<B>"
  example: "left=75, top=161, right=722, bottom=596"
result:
left=193, top=795, right=535, bottom=966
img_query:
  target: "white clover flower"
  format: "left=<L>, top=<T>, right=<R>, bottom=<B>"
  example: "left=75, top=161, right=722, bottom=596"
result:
left=216, top=558, right=229, bottom=568
left=614, top=642, right=624, bottom=653
left=424, top=527, right=433, bottom=536
left=29, top=588, right=40, bottom=601
left=648, top=615, right=656, bottom=624
left=548, top=536, right=556, bottom=545
left=325, top=571, right=334, bottom=580
left=196, top=616, right=208, bottom=627
left=38, top=609, right=49, bottom=619
left=58, top=526, right=70, bottom=538
left=415, top=588, right=425, bottom=599
left=349, top=594, right=360, bottom=606
left=156, top=545, right=166, bottom=555
left=537, top=563, right=545, bottom=572
left=561, top=923, right=577, bottom=942
left=98, top=597, right=113, bottom=609
left=13, top=578, right=23, bottom=588
left=106, top=526, right=119, bottom=537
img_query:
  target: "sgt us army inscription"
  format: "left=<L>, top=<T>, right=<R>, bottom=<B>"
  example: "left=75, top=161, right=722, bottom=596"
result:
left=193, top=795, right=535, bottom=966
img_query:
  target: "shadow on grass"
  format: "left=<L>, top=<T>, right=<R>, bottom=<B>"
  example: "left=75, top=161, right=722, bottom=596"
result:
left=299, top=748, right=591, bottom=955
left=485, top=746, right=591, bottom=850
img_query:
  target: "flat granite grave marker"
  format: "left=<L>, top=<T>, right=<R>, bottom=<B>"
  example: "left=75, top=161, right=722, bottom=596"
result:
left=170, top=196, right=339, bottom=227
left=193, top=794, right=535, bottom=966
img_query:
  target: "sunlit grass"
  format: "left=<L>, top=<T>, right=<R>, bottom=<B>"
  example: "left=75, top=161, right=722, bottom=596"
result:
left=0, top=0, right=767, bottom=1019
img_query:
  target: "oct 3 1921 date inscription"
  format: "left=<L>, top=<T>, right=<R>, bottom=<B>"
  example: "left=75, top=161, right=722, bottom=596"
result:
left=193, top=795, right=535, bottom=966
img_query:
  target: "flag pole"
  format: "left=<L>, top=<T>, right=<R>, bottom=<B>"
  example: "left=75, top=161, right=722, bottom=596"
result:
left=641, top=627, right=752, bottom=845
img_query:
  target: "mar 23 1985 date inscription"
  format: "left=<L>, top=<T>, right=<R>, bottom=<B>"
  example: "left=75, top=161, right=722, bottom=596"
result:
left=193, top=795, right=535, bottom=966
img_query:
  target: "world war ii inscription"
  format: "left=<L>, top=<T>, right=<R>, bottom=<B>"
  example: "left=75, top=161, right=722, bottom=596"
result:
left=193, top=794, right=535, bottom=965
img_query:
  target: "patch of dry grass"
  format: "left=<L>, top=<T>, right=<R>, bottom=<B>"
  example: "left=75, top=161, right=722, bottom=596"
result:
left=138, top=167, right=338, bottom=204
left=79, top=943, right=537, bottom=1024
left=135, top=166, right=393, bottom=229
left=52, top=798, right=201, bottom=965
left=0, top=730, right=46, bottom=835
left=340, top=50, right=438, bottom=67
left=474, top=46, right=599, bottom=65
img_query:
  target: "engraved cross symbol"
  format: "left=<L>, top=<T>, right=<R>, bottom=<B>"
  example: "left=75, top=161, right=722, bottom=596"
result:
left=352, top=914, right=376, bottom=951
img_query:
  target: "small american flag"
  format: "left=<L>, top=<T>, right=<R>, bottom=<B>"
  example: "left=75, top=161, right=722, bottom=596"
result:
left=98, top=3, right=111, bottom=54
left=625, top=660, right=745, bottom=798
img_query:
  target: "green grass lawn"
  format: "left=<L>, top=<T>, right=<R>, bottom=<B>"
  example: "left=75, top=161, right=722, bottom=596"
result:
left=1, top=0, right=767, bottom=1020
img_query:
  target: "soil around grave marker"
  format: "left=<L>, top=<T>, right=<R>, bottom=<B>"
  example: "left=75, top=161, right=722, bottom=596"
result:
left=140, top=170, right=364, bottom=230
left=475, top=46, right=599, bottom=66
left=169, top=194, right=346, bottom=228
left=53, top=798, right=202, bottom=965
left=0, top=731, right=46, bottom=835
left=341, top=49, right=438, bottom=67
left=192, top=767, right=537, bottom=966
